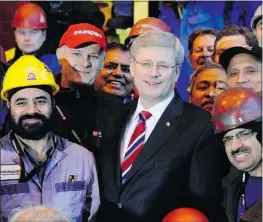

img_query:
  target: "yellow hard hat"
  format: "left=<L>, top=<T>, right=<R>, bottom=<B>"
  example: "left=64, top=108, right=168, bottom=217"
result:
left=1, top=55, right=60, bottom=101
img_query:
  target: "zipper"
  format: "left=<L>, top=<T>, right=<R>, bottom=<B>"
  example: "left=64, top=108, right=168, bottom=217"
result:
left=222, top=183, right=228, bottom=216
left=76, top=90, right=80, bottom=98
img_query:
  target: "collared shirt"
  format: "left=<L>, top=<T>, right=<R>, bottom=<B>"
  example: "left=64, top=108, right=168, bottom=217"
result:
left=0, top=133, right=100, bottom=222
left=14, top=133, right=56, bottom=184
left=121, top=91, right=174, bottom=162
left=15, top=133, right=55, bottom=165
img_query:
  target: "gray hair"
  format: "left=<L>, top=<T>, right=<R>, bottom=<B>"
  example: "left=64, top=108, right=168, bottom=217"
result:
left=130, top=30, right=185, bottom=66
left=188, top=63, right=226, bottom=93
left=9, top=205, right=70, bottom=222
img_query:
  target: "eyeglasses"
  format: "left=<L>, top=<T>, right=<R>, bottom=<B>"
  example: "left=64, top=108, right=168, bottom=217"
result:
left=133, top=58, right=177, bottom=74
left=222, top=129, right=255, bottom=146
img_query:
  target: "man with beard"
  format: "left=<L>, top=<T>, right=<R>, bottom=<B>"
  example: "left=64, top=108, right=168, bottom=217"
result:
left=188, top=63, right=228, bottom=113
left=53, top=23, right=124, bottom=155
left=0, top=55, right=100, bottom=222
left=94, top=42, right=136, bottom=104
left=212, top=87, right=262, bottom=222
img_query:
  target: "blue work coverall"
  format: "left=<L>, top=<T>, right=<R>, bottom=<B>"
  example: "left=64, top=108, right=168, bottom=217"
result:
left=0, top=133, right=100, bottom=222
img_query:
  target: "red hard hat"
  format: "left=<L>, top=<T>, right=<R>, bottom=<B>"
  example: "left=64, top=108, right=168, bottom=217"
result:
left=162, top=208, right=209, bottom=222
left=212, top=87, right=262, bottom=134
left=12, top=3, right=47, bottom=29
left=125, top=17, right=170, bottom=47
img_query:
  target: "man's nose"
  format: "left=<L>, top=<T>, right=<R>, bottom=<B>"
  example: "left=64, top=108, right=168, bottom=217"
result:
left=237, top=72, right=249, bottom=84
left=26, top=103, right=39, bottom=113
left=231, top=137, right=243, bottom=151
left=112, top=65, right=122, bottom=77
left=24, top=32, right=31, bottom=41
left=149, top=65, right=161, bottom=78
left=208, top=88, right=217, bottom=98
left=82, top=56, right=92, bottom=68
left=201, top=48, right=211, bottom=57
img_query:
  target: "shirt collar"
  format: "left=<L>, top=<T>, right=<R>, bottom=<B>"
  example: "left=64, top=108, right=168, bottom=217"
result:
left=15, top=133, right=56, bottom=163
left=133, top=91, right=175, bottom=121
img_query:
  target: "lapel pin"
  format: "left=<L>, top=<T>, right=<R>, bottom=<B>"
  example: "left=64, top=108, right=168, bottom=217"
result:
left=93, top=130, right=102, bottom=138
left=166, top=122, right=171, bottom=127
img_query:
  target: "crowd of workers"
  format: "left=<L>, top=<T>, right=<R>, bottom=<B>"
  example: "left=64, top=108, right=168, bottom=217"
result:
left=0, top=2, right=262, bottom=222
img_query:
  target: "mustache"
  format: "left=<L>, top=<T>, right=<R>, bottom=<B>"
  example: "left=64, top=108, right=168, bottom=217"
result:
left=19, top=113, right=47, bottom=123
left=201, top=99, right=214, bottom=107
left=232, top=147, right=249, bottom=155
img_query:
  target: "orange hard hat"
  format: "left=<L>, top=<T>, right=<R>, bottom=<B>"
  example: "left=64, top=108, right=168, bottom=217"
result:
left=162, top=208, right=209, bottom=222
left=212, top=87, right=262, bottom=134
left=125, top=17, right=170, bottom=47
left=12, top=3, right=47, bottom=29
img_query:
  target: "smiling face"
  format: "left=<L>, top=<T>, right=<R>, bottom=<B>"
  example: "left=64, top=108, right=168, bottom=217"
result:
left=190, top=68, right=227, bottom=113
left=8, top=88, right=52, bottom=140
left=94, top=49, right=133, bottom=97
left=189, top=34, right=216, bottom=70
left=57, top=44, right=104, bottom=88
left=223, top=128, right=262, bottom=173
left=130, top=46, right=178, bottom=106
left=227, top=53, right=262, bottom=93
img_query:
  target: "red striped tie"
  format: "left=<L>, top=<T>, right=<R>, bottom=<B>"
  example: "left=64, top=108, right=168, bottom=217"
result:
left=121, top=111, right=152, bottom=183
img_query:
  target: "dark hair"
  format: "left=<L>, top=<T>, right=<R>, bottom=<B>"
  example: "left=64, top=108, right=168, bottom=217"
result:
left=218, top=120, right=262, bottom=147
left=188, top=28, right=219, bottom=53
left=7, top=85, right=53, bottom=101
left=106, top=42, right=128, bottom=52
left=75, top=42, right=105, bottom=54
left=214, top=24, right=258, bottom=50
left=241, top=121, right=262, bottom=144
left=189, top=63, right=226, bottom=94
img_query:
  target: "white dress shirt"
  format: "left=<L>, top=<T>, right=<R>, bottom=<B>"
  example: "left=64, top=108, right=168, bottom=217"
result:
left=121, top=91, right=175, bottom=163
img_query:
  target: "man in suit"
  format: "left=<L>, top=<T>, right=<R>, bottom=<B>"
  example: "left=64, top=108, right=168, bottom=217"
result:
left=97, top=30, right=228, bottom=222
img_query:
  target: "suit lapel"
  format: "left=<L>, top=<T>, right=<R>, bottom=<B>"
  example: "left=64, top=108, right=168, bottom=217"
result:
left=123, top=94, right=183, bottom=185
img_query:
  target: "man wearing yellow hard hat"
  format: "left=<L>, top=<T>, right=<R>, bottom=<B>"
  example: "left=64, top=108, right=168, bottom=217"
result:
left=0, top=55, right=100, bottom=221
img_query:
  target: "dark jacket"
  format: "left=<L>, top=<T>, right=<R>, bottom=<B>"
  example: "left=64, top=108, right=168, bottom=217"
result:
left=222, top=166, right=244, bottom=222
left=52, top=74, right=125, bottom=156
left=97, top=92, right=228, bottom=222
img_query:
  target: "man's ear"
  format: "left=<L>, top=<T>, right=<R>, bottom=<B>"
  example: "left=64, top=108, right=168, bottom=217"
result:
left=52, top=98, right=56, bottom=108
left=130, top=59, right=135, bottom=78
left=187, top=51, right=191, bottom=60
left=174, top=65, right=181, bottom=82
left=6, top=101, right=10, bottom=109
left=98, top=50, right=106, bottom=71
left=56, top=46, right=65, bottom=61
left=42, top=30, right=47, bottom=42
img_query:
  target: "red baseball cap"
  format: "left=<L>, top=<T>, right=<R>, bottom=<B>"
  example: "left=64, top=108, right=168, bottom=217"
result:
left=59, top=23, right=106, bottom=50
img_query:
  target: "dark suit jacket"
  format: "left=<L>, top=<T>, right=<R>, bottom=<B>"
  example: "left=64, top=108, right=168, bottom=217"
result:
left=222, top=166, right=244, bottom=222
left=97, top=92, right=228, bottom=222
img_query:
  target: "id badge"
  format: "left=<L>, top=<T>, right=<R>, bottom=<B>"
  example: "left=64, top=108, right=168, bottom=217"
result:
left=1, top=164, right=21, bottom=180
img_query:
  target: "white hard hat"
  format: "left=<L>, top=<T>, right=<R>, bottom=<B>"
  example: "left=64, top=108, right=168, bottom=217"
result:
left=251, top=5, right=262, bottom=30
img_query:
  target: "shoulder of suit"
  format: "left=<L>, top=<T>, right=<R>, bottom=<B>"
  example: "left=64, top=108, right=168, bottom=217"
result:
left=95, top=91, right=124, bottom=105
left=0, top=134, right=12, bottom=151
left=222, top=165, right=243, bottom=184
left=183, top=101, right=212, bottom=117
